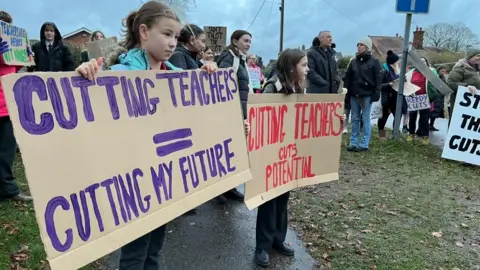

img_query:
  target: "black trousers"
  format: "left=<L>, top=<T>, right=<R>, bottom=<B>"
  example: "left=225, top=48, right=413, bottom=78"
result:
left=0, top=116, right=19, bottom=198
left=409, top=109, right=430, bottom=137
left=256, top=192, right=290, bottom=250
left=119, top=225, right=167, bottom=270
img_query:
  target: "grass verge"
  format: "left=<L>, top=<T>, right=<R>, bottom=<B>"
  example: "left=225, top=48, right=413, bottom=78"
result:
left=289, top=130, right=480, bottom=270
left=0, top=153, right=104, bottom=270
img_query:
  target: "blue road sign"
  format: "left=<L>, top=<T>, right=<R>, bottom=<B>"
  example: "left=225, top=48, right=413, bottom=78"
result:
left=396, top=0, right=430, bottom=14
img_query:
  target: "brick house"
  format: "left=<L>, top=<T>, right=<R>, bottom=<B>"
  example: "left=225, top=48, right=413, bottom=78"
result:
left=62, top=27, right=93, bottom=47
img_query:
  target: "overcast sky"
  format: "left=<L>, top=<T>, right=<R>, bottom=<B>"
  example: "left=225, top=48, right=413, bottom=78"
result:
left=3, top=0, right=479, bottom=63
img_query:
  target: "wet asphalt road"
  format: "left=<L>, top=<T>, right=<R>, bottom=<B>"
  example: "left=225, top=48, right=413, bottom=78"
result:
left=105, top=186, right=317, bottom=270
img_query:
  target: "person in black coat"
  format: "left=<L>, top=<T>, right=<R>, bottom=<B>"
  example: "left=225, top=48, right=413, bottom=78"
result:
left=344, top=37, right=382, bottom=152
left=215, top=29, right=252, bottom=203
left=429, top=65, right=447, bottom=131
left=28, top=22, right=75, bottom=72
left=169, top=24, right=205, bottom=70
left=306, top=31, right=340, bottom=93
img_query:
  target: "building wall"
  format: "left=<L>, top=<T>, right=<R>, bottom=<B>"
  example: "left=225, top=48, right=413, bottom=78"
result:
left=64, top=32, right=92, bottom=47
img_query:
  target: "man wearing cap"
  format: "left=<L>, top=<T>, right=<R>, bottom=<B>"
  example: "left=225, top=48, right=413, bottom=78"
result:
left=343, top=37, right=382, bottom=152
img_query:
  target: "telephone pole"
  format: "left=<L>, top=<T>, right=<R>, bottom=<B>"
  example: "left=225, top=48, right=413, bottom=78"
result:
left=279, top=0, right=285, bottom=53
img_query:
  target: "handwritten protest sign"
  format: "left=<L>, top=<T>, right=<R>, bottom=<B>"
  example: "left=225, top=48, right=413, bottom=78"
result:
left=0, top=68, right=252, bottom=270
left=370, top=98, right=382, bottom=119
left=86, top=36, right=117, bottom=59
left=0, top=21, right=33, bottom=66
left=392, top=79, right=420, bottom=96
left=204, top=26, right=226, bottom=55
left=442, top=86, right=480, bottom=165
left=248, top=67, right=261, bottom=89
left=405, top=93, right=430, bottom=111
left=244, top=94, right=343, bottom=209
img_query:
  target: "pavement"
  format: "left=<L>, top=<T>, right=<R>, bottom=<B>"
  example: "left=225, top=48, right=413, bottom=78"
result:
left=105, top=185, right=317, bottom=270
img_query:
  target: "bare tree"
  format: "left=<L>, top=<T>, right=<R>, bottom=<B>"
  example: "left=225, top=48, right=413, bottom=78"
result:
left=141, top=0, right=196, bottom=21
left=424, top=22, right=479, bottom=52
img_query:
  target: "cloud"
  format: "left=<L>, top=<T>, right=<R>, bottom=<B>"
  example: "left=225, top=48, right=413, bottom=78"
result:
left=3, top=0, right=479, bottom=63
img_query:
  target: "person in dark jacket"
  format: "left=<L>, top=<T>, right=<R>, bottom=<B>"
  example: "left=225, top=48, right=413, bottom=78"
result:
left=215, top=29, right=252, bottom=203
left=306, top=31, right=340, bottom=94
left=168, top=24, right=206, bottom=215
left=169, top=24, right=205, bottom=70
left=255, top=48, right=308, bottom=267
left=28, top=22, right=75, bottom=72
left=429, top=65, right=447, bottom=131
left=377, top=50, right=407, bottom=140
left=344, top=37, right=382, bottom=152
left=80, top=30, right=105, bottom=63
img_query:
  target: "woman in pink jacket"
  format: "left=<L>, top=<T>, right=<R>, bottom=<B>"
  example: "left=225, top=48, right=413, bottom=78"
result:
left=247, top=54, right=265, bottom=93
left=0, top=11, right=32, bottom=201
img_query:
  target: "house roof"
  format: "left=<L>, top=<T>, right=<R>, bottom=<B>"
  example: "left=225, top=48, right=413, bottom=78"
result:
left=369, top=35, right=404, bottom=59
left=63, top=27, right=93, bottom=39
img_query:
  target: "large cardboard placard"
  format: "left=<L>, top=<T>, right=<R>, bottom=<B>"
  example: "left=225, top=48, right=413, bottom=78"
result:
left=1, top=68, right=252, bottom=270
left=203, top=26, right=227, bottom=55
left=0, top=21, right=33, bottom=66
left=442, top=86, right=480, bottom=165
left=245, top=94, right=343, bottom=209
left=85, top=36, right=117, bottom=59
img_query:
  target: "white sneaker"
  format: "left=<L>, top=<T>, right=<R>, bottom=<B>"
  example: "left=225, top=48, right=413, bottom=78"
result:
left=342, top=128, right=348, bottom=134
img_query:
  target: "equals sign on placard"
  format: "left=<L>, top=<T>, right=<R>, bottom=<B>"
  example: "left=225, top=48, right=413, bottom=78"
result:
left=152, top=128, right=193, bottom=157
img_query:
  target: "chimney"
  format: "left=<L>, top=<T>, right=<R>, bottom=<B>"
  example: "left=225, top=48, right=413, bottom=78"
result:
left=412, top=26, right=424, bottom=50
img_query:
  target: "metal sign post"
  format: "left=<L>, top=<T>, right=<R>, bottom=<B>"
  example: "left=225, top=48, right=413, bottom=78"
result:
left=392, top=0, right=431, bottom=139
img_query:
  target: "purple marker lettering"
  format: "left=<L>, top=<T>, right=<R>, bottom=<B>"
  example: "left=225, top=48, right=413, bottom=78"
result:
left=44, top=196, right=73, bottom=252
left=223, top=138, right=236, bottom=172
left=199, top=70, right=210, bottom=105
left=118, top=173, right=139, bottom=221
left=100, top=178, right=120, bottom=226
left=164, top=162, right=173, bottom=200
left=70, top=191, right=91, bottom=241
left=216, top=71, right=226, bottom=102
left=132, top=168, right=150, bottom=214
left=208, top=72, right=218, bottom=104
left=207, top=148, right=218, bottom=177
left=156, top=72, right=188, bottom=107
left=112, top=176, right=128, bottom=223
left=131, top=77, right=147, bottom=116
left=151, top=162, right=171, bottom=204
left=143, top=78, right=159, bottom=115
left=223, top=70, right=234, bottom=101
left=120, top=76, right=134, bottom=117
left=97, top=76, right=120, bottom=120
left=194, top=150, right=208, bottom=181
left=214, top=143, right=227, bottom=177
left=189, top=70, right=205, bottom=106
left=179, top=75, right=190, bottom=106
left=84, top=183, right=104, bottom=232
left=71, top=76, right=95, bottom=122
left=13, top=75, right=54, bottom=135
left=228, top=69, right=238, bottom=94
left=179, top=157, right=190, bottom=193
left=46, top=77, right=78, bottom=130
left=190, top=155, right=200, bottom=188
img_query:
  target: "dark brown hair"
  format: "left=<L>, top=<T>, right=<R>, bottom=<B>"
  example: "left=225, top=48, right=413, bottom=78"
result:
left=90, top=30, right=105, bottom=41
left=121, top=1, right=180, bottom=50
left=227, top=29, right=251, bottom=56
left=178, top=24, right=203, bottom=43
left=0, top=11, right=12, bottom=23
left=276, top=48, right=307, bottom=94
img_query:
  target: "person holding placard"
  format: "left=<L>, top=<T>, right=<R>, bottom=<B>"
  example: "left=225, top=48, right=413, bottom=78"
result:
left=75, top=2, right=218, bottom=269
left=254, top=48, right=308, bottom=267
left=446, top=48, right=480, bottom=128
left=0, top=11, right=33, bottom=202
left=80, top=30, right=105, bottom=63
left=169, top=24, right=206, bottom=70
left=216, top=30, right=252, bottom=203
left=247, top=54, right=264, bottom=93
left=406, top=57, right=440, bottom=144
